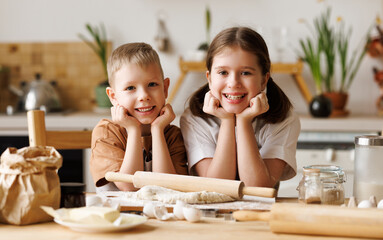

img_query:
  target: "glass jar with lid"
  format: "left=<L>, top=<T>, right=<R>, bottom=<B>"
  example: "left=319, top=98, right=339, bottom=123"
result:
left=354, top=135, right=383, bottom=202
left=297, top=165, right=346, bottom=205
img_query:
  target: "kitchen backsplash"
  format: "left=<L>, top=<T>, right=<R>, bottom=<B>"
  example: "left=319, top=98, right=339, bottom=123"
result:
left=0, top=42, right=112, bottom=112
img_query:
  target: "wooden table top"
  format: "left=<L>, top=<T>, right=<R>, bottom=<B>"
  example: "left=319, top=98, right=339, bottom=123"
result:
left=0, top=217, right=361, bottom=240
left=0, top=198, right=367, bottom=240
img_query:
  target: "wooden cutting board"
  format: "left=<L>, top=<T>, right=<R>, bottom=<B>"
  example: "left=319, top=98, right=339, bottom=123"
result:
left=98, top=191, right=275, bottom=213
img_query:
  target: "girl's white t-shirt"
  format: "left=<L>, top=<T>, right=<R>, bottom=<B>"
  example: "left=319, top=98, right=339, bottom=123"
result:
left=180, top=108, right=301, bottom=181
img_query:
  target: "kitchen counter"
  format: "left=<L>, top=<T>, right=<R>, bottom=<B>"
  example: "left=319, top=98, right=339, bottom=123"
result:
left=1, top=111, right=383, bottom=135
left=0, top=111, right=111, bottom=136
left=299, top=114, right=383, bottom=133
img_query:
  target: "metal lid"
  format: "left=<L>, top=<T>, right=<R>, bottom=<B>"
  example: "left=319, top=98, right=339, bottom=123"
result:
left=303, top=165, right=345, bottom=182
left=355, top=135, right=383, bottom=146
left=303, top=168, right=320, bottom=174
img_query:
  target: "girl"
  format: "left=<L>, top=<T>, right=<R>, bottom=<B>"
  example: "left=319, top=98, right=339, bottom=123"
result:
left=180, top=27, right=300, bottom=189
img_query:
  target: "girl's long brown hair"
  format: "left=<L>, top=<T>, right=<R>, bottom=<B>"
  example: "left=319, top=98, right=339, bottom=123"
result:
left=189, top=27, right=292, bottom=124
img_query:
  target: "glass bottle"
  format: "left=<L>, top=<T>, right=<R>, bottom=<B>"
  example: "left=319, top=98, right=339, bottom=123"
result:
left=354, top=135, right=383, bottom=202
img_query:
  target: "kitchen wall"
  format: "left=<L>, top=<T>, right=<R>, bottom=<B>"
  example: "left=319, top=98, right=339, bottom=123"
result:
left=1, top=0, right=382, bottom=115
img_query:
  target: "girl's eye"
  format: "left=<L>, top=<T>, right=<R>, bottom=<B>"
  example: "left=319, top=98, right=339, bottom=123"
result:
left=148, top=82, right=159, bottom=87
left=241, top=71, right=252, bottom=76
left=218, top=70, right=228, bottom=75
left=126, top=86, right=135, bottom=91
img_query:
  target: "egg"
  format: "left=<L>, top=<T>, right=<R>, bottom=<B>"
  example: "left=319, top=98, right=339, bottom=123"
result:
left=369, top=196, right=377, bottom=208
left=347, top=196, right=357, bottom=208
left=183, top=206, right=201, bottom=223
left=378, top=199, right=383, bottom=209
left=143, top=202, right=156, bottom=218
left=173, top=200, right=186, bottom=220
left=358, top=199, right=374, bottom=208
left=153, top=205, right=173, bottom=221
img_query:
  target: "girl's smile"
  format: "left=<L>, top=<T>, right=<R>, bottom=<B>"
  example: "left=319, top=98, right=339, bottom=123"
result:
left=223, top=92, right=247, bottom=103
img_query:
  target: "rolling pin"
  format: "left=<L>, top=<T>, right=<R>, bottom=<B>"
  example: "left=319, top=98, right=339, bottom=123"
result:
left=233, top=203, right=383, bottom=239
left=105, top=171, right=276, bottom=199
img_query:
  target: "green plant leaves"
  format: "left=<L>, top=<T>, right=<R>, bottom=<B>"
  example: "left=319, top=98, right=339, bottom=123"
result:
left=298, top=7, right=373, bottom=93
left=78, top=23, right=108, bottom=81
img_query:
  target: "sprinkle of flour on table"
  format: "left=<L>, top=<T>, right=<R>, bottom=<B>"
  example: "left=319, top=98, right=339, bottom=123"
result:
left=124, top=185, right=234, bottom=204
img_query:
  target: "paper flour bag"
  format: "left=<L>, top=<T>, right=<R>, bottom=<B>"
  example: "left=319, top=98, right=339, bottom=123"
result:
left=0, top=146, right=62, bottom=225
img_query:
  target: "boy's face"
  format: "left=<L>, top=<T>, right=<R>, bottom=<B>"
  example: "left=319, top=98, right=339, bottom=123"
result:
left=107, top=62, right=169, bottom=125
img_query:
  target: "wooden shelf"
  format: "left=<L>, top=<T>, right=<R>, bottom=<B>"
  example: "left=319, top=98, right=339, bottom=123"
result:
left=168, top=57, right=312, bottom=104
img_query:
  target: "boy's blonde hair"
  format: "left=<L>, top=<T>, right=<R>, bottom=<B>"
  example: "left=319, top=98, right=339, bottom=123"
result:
left=107, top=42, right=164, bottom=86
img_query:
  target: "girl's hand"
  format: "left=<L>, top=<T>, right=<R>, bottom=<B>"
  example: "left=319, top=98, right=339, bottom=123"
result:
left=203, top=91, right=234, bottom=120
left=151, top=104, right=175, bottom=131
left=237, top=91, right=269, bottom=122
left=111, top=105, right=141, bottom=131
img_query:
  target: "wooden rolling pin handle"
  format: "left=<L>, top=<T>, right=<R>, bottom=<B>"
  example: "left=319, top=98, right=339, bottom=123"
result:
left=242, top=186, right=276, bottom=198
left=233, top=210, right=271, bottom=222
left=105, top=171, right=134, bottom=183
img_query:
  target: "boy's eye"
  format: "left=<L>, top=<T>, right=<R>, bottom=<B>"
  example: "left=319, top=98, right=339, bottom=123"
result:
left=126, top=86, right=135, bottom=91
left=148, top=82, right=159, bottom=87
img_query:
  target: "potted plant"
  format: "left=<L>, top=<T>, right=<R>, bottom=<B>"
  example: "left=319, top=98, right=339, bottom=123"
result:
left=298, top=8, right=333, bottom=117
left=197, top=6, right=211, bottom=51
left=78, top=23, right=112, bottom=109
left=299, top=7, right=373, bottom=117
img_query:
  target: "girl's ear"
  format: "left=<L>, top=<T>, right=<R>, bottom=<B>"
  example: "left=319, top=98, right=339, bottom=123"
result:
left=262, top=72, right=270, bottom=90
left=106, top=87, right=118, bottom=106
left=206, top=71, right=211, bottom=89
left=163, top=78, right=170, bottom=98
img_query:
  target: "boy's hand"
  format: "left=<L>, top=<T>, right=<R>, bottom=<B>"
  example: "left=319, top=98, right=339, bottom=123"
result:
left=203, top=91, right=234, bottom=120
left=111, top=105, right=141, bottom=131
left=151, top=104, right=175, bottom=131
left=237, top=91, right=269, bottom=122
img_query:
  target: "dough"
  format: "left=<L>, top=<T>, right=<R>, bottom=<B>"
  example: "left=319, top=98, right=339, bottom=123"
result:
left=124, top=185, right=234, bottom=204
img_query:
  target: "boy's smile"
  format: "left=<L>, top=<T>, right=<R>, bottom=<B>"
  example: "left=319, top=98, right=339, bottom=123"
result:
left=108, top=62, right=169, bottom=125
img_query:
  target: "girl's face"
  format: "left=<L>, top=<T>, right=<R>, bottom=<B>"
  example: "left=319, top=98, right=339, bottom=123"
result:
left=207, top=46, right=269, bottom=114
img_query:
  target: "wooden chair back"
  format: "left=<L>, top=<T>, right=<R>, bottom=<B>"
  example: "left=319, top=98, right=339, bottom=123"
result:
left=27, top=110, right=92, bottom=149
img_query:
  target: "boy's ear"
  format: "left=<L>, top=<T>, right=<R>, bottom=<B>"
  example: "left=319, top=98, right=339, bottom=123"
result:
left=106, top=87, right=118, bottom=106
left=163, top=78, right=170, bottom=98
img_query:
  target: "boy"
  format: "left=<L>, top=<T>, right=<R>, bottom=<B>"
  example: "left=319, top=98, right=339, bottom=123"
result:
left=90, top=43, right=188, bottom=191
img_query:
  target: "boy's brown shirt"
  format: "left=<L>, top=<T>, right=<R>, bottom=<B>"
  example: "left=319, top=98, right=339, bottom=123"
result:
left=90, top=119, right=188, bottom=187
